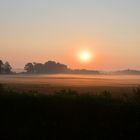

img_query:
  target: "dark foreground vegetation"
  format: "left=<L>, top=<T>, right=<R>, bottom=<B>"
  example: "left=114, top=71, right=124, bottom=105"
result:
left=0, top=84, right=140, bottom=140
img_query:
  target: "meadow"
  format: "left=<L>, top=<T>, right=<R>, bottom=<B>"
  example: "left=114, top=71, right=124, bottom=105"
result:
left=0, top=74, right=140, bottom=139
left=0, top=74, right=140, bottom=96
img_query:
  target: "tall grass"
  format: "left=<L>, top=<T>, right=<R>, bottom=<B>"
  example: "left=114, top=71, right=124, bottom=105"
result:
left=0, top=83, right=140, bottom=139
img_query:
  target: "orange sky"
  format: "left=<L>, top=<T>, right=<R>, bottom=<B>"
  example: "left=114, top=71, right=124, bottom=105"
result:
left=0, top=0, right=140, bottom=70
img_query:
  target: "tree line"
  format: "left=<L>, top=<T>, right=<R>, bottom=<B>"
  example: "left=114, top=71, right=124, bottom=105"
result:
left=0, top=59, right=99, bottom=74
left=24, top=60, right=99, bottom=74
left=24, top=61, right=68, bottom=74
left=0, top=60, right=12, bottom=74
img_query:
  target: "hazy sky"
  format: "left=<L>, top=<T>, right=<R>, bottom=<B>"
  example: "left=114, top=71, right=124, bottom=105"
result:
left=0, top=0, right=140, bottom=70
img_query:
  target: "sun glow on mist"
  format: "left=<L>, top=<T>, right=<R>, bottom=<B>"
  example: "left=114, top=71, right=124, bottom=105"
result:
left=78, top=50, right=93, bottom=63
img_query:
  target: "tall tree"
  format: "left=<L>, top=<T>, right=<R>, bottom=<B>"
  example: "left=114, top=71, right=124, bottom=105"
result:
left=33, top=63, right=43, bottom=73
left=3, top=62, right=12, bottom=74
left=24, top=61, right=69, bottom=74
left=24, top=63, right=34, bottom=73
left=0, top=60, right=4, bottom=74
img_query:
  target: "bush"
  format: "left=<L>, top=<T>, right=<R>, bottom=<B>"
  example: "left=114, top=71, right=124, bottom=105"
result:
left=0, top=83, right=5, bottom=93
left=133, top=86, right=140, bottom=103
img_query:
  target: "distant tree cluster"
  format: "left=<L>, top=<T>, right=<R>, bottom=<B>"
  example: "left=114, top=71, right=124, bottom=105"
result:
left=0, top=60, right=12, bottom=74
left=70, top=69, right=100, bottom=74
left=115, top=69, right=140, bottom=75
left=24, top=61, right=69, bottom=74
left=24, top=60, right=100, bottom=74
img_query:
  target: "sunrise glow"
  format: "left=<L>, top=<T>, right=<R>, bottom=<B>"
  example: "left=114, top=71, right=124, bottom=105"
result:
left=0, top=0, right=139, bottom=70
left=78, top=51, right=93, bottom=62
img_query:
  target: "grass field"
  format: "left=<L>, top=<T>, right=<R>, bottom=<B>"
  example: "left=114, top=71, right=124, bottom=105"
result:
left=0, top=74, right=140, bottom=96
left=0, top=75, right=140, bottom=139
left=0, top=85, right=140, bottom=139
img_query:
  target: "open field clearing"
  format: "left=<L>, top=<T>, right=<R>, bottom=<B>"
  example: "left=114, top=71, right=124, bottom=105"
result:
left=0, top=74, right=140, bottom=95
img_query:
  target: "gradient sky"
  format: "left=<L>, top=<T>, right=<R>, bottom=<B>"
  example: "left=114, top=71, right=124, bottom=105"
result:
left=0, top=0, right=140, bottom=70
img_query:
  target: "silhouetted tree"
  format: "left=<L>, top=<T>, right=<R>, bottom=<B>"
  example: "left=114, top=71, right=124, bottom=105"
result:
left=24, top=61, right=69, bottom=74
left=0, top=60, right=4, bottom=74
left=33, top=63, right=43, bottom=73
left=56, top=62, right=68, bottom=73
left=23, top=60, right=99, bottom=74
left=3, top=62, right=12, bottom=74
left=44, top=61, right=68, bottom=73
left=44, top=61, right=57, bottom=73
left=24, top=63, right=34, bottom=73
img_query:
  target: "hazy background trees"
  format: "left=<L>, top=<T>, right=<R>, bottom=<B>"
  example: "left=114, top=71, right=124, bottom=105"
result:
left=24, top=60, right=100, bottom=74
left=24, top=63, right=34, bottom=73
left=24, top=61, right=68, bottom=74
left=0, top=60, right=4, bottom=74
left=0, top=60, right=12, bottom=74
left=0, top=59, right=99, bottom=75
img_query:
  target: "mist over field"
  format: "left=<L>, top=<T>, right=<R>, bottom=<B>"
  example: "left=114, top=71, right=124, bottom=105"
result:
left=1, top=0, right=140, bottom=139
left=0, top=74, right=140, bottom=97
left=1, top=74, right=140, bottom=86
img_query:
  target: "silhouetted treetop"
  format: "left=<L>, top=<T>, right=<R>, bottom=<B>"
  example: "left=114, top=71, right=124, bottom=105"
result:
left=0, top=60, right=4, bottom=73
left=24, top=61, right=68, bottom=74
left=24, top=63, right=34, bottom=73
left=0, top=60, right=12, bottom=74
left=24, top=60, right=99, bottom=74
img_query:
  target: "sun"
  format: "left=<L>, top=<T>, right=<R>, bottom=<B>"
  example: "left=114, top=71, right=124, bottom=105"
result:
left=78, top=50, right=93, bottom=62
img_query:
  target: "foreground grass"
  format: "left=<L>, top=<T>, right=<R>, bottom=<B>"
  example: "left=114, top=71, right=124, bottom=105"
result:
left=0, top=84, right=140, bottom=140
